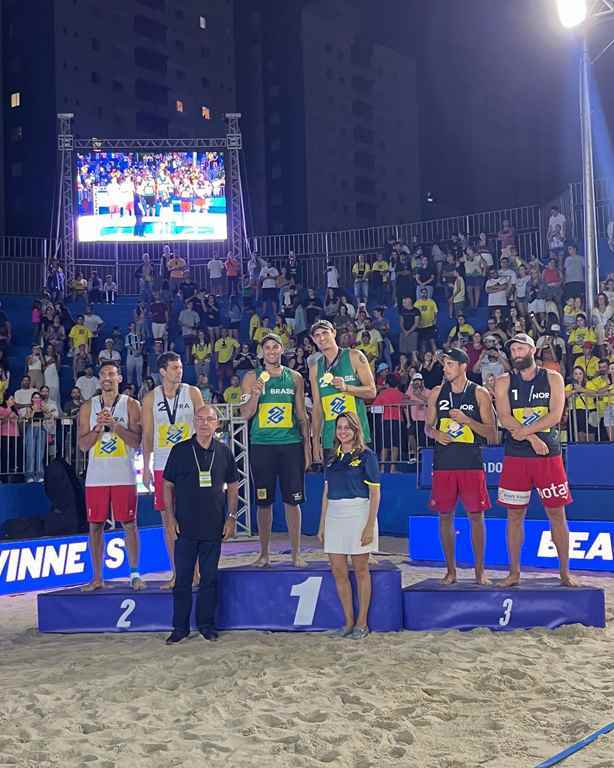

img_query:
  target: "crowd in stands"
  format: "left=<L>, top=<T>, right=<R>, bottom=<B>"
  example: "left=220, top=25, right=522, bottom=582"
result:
left=2, top=203, right=614, bottom=480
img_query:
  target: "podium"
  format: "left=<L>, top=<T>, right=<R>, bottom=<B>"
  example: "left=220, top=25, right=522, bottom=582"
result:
left=38, top=561, right=403, bottom=634
left=403, top=578, right=606, bottom=632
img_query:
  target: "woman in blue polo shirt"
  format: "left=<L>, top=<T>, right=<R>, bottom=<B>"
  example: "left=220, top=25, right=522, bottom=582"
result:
left=317, top=412, right=381, bottom=640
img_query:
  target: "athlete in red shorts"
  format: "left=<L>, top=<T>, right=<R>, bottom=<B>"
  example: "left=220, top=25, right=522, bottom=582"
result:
left=495, top=333, right=577, bottom=587
left=426, top=348, right=497, bottom=585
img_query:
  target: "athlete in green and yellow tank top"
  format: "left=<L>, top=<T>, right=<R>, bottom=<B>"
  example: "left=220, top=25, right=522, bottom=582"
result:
left=249, top=365, right=302, bottom=444
left=241, top=332, right=311, bottom=567
left=309, top=320, right=376, bottom=458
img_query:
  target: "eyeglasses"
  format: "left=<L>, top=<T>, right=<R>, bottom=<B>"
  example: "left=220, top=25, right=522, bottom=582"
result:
left=196, top=416, right=218, bottom=424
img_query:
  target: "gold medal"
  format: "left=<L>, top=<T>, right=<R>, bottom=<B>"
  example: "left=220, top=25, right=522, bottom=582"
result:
left=259, top=371, right=270, bottom=383
left=322, top=372, right=334, bottom=385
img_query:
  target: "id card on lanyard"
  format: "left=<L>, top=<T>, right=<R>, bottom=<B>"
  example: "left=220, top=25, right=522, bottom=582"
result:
left=192, top=444, right=215, bottom=488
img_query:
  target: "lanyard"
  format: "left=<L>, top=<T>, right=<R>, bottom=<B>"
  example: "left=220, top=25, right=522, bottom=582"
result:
left=100, top=395, right=120, bottom=432
left=162, top=386, right=181, bottom=425
left=192, top=443, right=215, bottom=475
left=448, top=380, right=469, bottom=410
left=324, top=349, right=341, bottom=375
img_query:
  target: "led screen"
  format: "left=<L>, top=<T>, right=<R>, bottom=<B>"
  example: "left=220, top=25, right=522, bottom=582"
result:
left=76, top=150, right=227, bottom=241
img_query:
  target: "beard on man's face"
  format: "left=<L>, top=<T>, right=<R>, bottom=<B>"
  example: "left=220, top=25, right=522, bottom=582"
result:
left=512, top=352, right=534, bottom=370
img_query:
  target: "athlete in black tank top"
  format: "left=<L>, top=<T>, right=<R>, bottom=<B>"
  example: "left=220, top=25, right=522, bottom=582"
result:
left=434, top=380, right=485, bottom=471
left=495, top=334, right=577, bottom=588
left=427, top=348, right=497, bottom=586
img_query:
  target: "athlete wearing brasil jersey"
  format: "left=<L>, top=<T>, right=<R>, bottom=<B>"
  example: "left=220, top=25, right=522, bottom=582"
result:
left=426, top=348, right=496, bottom=586
left=241, top=333, right=311, bottom=567
left=309, top=320, right=376, bottom=463
left=78, top=361, right=145, bottom=592
left=495, top=333, right=577, bottom=588
left=142, top=352, right=204, bottom=587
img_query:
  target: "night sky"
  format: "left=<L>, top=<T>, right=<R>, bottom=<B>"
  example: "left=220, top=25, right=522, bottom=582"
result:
left=411, top=0, right=613, bottom=218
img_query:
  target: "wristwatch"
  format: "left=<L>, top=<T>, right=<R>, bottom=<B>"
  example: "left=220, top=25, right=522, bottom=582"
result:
left=228, top=512, right=238, bottom=521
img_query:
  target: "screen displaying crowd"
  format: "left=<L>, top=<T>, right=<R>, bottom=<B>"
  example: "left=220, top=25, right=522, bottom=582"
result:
left=76, top=151, right=227, bottom=242
left=1, top=205, right=613, bottom=483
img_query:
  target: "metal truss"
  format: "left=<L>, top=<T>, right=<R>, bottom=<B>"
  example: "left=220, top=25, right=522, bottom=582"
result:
left=225, top=113, right=244, bottom=296
left=216, top=404, right=251, bottom=537
left=73, top=137, right=228, bottom=150
left=57, top=114, right=75, bottom=283
left=589, top=0, right=614, bottom=20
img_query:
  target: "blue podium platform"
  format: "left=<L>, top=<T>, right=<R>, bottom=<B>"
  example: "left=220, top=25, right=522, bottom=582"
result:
left=37, top=561, right=403, bottom=634
left=403, top=578, right=606, bottom=632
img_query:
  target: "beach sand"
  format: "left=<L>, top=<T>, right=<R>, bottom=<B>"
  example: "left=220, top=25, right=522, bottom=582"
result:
left=0, top=535, right=612, bottom=768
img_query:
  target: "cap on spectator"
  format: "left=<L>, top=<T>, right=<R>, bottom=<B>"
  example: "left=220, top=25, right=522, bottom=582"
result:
left=441, top=348, right=469, bottom=365
left=377, top=362, right=389, bottom=373
left=412, top=373, right=424, bottom=381
left=583, top=340, right=594, bottom=348
left=310, top=319, right=335, bottom=335
left=104, top=337, right=113, bottom=343
left=261, top=332, right=284, bottom=347
left=506, top=333, right=536, bottom=350
left=551, top=324, right=561, bottom=332
left=484, top=335, right=498, bottom=343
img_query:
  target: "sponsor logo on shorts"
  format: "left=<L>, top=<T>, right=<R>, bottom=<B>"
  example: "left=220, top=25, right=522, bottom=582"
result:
left=536, top=481, right=570, bottom=501
left=497, top=487, right=531, bottom=505
left=266, top=407, right=285, bottom=425
left=257, top=488, right=268, bottom=500
left=293, top=492, right=303, bottom=501
left=330, top=396, right=347, bottom=416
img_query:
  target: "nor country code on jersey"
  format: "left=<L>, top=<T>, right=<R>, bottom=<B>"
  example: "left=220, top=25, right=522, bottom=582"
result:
left=322, top=393, right=357, bottom=420
left=157, top=423, right=191, bottom=448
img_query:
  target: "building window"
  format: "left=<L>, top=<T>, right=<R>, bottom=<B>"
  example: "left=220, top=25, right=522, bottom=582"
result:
left=199, top=15, right=207, bottom=29
left=176, top=99, right=184, bottom=113
left=201, top=106, right=211, bottom=120
left=10, top=92, right=20, bottom=108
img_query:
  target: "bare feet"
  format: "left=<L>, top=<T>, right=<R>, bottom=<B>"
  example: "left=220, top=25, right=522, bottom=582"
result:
left=475, top=572, right=491, bottom=586
left=81, top=579, right=104, bottom=592
left=131, top=576, right=147, bottom=591
left=498, top=573, right=521, bottom=588
left=292, top=554, right=307, bottom=568
left=252, top=555, right=271, bottom=568
left=560, top=573, right=580, bottom=588
left=160, top=576, right=176, bottom=590
left=441, top=571, right=457, bottom=586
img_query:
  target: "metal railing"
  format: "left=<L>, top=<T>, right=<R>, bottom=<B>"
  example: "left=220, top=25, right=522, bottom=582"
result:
left=565, top=394, right=614, bottom=443
left=0, top=405, right=252, bottom=536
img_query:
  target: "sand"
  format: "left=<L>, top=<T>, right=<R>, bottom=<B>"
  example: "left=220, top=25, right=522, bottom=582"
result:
left=0, top=535, right=613, bottom=768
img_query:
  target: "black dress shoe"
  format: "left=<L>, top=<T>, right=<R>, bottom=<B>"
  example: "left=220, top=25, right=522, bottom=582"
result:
left=199, top=628, right=219, bottom=642
left=165, top=630, right=189, bottom=645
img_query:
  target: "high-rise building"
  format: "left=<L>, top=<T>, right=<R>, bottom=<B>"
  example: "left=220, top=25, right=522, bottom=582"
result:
left=236, top=0, right=421, bottom=237
left=2, top=0, right=237, bottom=236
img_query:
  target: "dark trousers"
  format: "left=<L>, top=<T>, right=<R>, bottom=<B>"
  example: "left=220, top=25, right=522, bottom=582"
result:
left=172, top=537, right=222, bottom=633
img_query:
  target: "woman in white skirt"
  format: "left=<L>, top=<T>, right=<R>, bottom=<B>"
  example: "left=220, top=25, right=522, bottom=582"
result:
left=317, top=412, right=381, bottom=640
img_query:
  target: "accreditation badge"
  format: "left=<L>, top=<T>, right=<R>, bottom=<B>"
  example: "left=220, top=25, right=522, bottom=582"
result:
left=199, top=471, right=212, bottom=488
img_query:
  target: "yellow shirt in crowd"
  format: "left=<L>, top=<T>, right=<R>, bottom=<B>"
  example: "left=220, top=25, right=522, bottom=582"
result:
left=215, top=337, right=239, bottom=364
left=415, top=298, right=438, bottom=328
left=223, top=386, right=242, bottom=404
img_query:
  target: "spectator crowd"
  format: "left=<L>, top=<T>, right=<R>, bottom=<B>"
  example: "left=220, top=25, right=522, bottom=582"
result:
left=2, top=204, right=614, bottom=481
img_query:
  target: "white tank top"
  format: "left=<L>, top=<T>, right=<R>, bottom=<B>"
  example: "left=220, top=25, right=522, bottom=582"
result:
left=152, top=384, right=194, bottom=470
left=86, top=395, right=136, bottom=487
